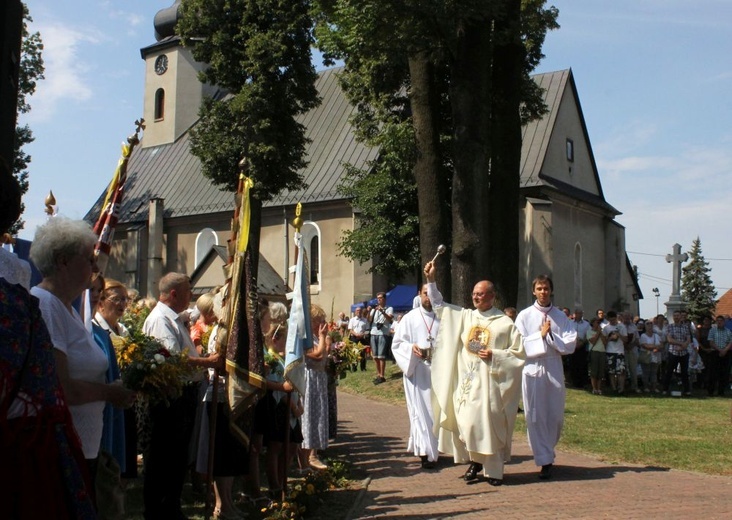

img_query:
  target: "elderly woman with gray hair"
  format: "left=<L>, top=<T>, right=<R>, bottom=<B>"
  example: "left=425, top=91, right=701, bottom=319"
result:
left=29, top=217, right=136, bottom=492
left=0, top=172, right=96, bottom=518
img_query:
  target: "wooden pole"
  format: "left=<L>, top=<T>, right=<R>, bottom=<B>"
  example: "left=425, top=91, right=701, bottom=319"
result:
left=281, top=202, right=303, bottom=502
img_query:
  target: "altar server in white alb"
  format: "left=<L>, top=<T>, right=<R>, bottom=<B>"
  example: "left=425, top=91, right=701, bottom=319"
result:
left=515, top=274, right=577, bottom=480
left=391, top=284, right=440, bottom=470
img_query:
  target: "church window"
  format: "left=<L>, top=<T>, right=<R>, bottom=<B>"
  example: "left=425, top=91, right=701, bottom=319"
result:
left=301, top=222, right=321, bottom=288
left=195, top=228, right=218, bottom=267
left=154, top=88, right=165, bottom=121
left=574, top=242, right=582, bottom=307
left=566, top=138, right=574, bottom=162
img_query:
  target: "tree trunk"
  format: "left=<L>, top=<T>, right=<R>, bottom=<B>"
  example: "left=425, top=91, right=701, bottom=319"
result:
left=449, top=19, right=492, bottom=307
left=408, top=52, right=451, bottom=299
left=489, top=0, right=523, bottom=307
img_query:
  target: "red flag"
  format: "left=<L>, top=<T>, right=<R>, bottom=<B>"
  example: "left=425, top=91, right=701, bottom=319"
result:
left=93, top=119, right=144, bottom=274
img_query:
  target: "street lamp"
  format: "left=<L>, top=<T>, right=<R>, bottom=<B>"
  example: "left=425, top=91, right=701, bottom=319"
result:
left=652, top=287, right=660, bottom=316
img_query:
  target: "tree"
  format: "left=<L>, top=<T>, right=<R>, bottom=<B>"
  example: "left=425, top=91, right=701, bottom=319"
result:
left=336, top=122, right=421, bottom=284
left=10, top=3, right=44, bottom=233
left=681, top=237, right=717, bottom=322
left=178, top=0, right=320, bottom=273
left=315, top=0, right=557, bottom=305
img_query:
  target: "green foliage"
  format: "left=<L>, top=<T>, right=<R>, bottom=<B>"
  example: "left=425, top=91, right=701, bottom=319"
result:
left=177, top=0, right=320, bottom=199
left=315, top=1, right=557, bottom=293
left=11, top=3, right=45, bottom=233
left=681, top=237, right=717, bottom=321
left=336, top=122, right=421, bottom=282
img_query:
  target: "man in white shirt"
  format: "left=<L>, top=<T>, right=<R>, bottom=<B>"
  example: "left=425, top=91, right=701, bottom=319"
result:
left=369, top=292, right=394, bottom=384
left=142, top=273, right=221, bottom=520
left=347, top=307, right=369, bottom=371
left=602, top=311, right=628, bottom=395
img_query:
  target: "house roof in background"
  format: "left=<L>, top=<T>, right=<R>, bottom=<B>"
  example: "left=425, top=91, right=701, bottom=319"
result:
left=190, top=244, right=288, bottom=297
left=714, top=288, right=732, bottom=318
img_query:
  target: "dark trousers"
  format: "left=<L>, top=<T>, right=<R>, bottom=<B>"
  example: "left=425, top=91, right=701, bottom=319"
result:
left=143, top=383, right=200, bottom=520
left=568, top=347, right=589, bottom=388
left=662, top=353, right=690, bottom=393
left=706, top=352, right=732, bottom=396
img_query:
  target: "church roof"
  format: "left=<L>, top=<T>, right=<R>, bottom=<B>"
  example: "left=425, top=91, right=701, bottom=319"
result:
left=86, top=67, right=610, bottom=225
left=520, top=68, right=618, bottom=215
left=86, top=67, right=378, bottom=224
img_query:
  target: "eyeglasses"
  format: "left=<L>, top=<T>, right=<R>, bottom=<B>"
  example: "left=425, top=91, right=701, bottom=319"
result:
left=105, top=297, right=129, bottom=305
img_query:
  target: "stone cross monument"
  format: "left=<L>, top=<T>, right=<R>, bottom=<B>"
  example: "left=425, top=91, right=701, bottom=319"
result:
left=664, top=243, right=688, bottom=319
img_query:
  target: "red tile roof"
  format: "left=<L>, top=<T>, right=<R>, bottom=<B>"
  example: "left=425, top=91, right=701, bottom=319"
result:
left=714, top=288, right=732, bottom=317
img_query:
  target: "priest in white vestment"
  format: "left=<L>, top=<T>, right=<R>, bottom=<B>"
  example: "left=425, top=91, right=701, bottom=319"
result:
left=391, top=284, right=440, bottom=469
left=425, top=263, right=525, bottom=486
left=515, top=274, right=577, bottom=480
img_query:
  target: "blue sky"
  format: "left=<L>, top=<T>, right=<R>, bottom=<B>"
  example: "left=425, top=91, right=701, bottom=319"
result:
left=19, top=0, right=732, bottom=317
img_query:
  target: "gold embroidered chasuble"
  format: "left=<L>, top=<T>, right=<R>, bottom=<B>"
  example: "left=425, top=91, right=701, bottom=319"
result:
left=431, top=305, right=525, bottom=463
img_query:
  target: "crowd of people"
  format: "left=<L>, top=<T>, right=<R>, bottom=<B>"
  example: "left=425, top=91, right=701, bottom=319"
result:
left=560, top=307, right=732, bottom=398
left=3, top=165, right=731, bottom=516
left=0, top=171, right=342, bottom=519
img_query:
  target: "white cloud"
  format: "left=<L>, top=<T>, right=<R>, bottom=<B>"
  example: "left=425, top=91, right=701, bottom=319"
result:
left=27, top=23, right=101, bottom=121
left=110, top=10, right=145, bottom=31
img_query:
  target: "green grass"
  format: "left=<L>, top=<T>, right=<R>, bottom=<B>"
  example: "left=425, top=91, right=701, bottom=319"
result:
left=339, top=362, right=732, bottom=476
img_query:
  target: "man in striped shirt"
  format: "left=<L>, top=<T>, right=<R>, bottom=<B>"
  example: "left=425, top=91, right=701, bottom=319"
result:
left=662, top=310, right=692, bottom=396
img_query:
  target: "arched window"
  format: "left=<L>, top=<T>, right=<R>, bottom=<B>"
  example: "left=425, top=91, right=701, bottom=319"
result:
left=301, top=221, right=321, bottom=287
left=154, top=88, right=165, bottom=120
left=195, top=228, right=218, bottom=267
left=309, top=235, right=319, bottom=285
left=574, top=242, right=582, bottom=307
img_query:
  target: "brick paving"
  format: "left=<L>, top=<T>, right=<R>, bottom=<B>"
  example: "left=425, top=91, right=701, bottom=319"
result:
left=330, top=390, right=732, bottom=519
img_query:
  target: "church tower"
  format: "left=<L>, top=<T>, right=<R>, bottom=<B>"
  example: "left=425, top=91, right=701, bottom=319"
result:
left=140, top=1, right=216, bottom=149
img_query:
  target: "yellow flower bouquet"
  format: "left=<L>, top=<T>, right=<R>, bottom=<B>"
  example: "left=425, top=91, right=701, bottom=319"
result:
left=117, top=318, right=192, bottom=406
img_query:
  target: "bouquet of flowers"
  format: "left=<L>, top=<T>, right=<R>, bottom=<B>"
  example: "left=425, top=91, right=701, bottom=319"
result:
left=116, top=316, right=192, bottom=406
left=328, top=337, right=362, bottom=379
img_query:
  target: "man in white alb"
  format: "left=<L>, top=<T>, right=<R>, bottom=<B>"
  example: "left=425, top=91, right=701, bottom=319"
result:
left=425, top=262, right=525, bottom=486
left=515, top=274, right=577, bottom=481
left=391, top=284, right=440, bottom=469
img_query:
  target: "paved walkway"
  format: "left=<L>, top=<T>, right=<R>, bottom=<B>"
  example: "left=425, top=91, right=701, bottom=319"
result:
left=329, top=390, right=732, bottom=519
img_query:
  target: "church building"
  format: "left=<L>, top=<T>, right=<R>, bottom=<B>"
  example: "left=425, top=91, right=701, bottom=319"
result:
left=85, top=2, right=641, bottom=316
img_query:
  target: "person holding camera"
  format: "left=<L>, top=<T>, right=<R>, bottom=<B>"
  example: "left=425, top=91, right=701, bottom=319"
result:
left=602, top=311, right=628, bottom=394
left=369, top=292, right=393, bottom=384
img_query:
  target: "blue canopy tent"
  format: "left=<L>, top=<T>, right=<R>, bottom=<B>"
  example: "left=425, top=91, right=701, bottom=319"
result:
left=350, top=284, right=418, bottom=313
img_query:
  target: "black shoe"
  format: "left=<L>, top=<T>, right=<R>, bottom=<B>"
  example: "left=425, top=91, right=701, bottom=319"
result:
left=373, top=376, right=386, bottom=385
left=420, top=456, right=436, bottom=469
left=486, top=477, right=503, bottom=486
left=539, top=464, right=553, bottom=480
left=463, top=462, right=483, bottom=481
